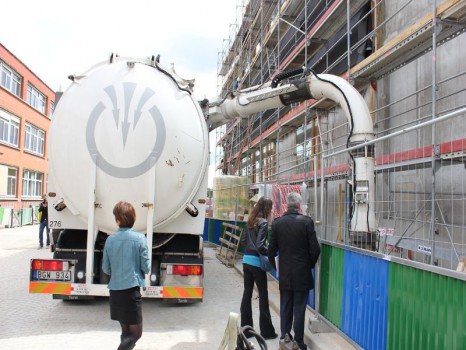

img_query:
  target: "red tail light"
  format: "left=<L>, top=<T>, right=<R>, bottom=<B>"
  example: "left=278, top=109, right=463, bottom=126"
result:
left=171, top=265, right=203, bottom=276
left=32, top=260, right=64, bottom=271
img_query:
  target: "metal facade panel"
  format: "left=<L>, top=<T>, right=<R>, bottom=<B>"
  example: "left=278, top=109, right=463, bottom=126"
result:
left=387, top=263, right=466, bottom=350
left=342, top=251, right=388, bottom=350
left=319, top=244, right=344, bottom=328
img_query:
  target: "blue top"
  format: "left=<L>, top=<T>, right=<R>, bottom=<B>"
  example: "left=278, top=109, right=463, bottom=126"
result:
left=243, top=254, right=261, bottom=268
left=241, top=219, right=268, bottom=268
left=102, top=227, right=151, bottom=290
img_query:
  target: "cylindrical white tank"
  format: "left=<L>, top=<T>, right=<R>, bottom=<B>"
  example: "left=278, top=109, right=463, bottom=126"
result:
left=49, top=57, right=209, bottom=234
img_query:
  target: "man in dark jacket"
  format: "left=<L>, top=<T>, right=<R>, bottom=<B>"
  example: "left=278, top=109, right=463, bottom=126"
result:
left=268, top=192, right=320, bottom=350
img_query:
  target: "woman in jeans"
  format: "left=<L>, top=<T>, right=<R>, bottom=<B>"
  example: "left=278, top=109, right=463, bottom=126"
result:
left=103, top=201, right=151, bottom=350
left=239, top=196, right=277, bottom=339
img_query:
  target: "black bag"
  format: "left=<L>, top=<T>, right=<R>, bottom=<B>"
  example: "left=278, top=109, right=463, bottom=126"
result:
left=250, top=224, right=273, bottom=273
left=259, top=254, right=273, bottom=272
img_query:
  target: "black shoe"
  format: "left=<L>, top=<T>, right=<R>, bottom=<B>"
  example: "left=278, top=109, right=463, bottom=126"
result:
left=262, top=332, right=278, bottom=340
left=118, top=336, right=135, bottom=350
left=292, top=341, right=309, bottom=350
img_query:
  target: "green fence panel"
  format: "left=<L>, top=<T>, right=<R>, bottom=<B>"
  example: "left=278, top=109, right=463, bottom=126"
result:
left=388, top=263, right=465, bottom=350
left=34, top=205, right=40, bottom=221
left=19, top=207, right=33, bottom=225
left=319, top=244, right=344, bottom=328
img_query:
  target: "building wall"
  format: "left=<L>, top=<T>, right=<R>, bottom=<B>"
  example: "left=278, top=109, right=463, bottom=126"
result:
left=0, top=43, right=54, bottom=212
left=216, top=0, right=466, bottom=269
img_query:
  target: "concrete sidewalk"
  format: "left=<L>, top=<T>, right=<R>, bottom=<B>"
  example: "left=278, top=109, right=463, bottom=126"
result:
left=232, top=255, right=358, bottom=350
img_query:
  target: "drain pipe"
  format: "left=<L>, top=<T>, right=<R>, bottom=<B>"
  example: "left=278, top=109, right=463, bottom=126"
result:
left=307, top=74, right=376, bottom=249
left=208, top=72, right=376, bottom=247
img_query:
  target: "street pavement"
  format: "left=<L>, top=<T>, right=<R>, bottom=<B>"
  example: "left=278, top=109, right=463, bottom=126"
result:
left=0, top=224, right=355, bottom=350
left=232, top=250, right=358, bottom=350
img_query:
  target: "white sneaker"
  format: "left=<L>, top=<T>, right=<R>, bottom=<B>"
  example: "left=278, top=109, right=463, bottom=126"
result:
left=279, top=334, right=292, bottom=349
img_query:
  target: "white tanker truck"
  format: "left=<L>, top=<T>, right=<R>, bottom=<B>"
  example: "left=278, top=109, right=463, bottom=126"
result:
left=29, top=55, right=374, bottom=301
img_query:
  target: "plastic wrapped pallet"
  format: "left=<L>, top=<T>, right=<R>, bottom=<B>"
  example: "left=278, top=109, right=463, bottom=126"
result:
left=213, top=176, right=248, bottom=220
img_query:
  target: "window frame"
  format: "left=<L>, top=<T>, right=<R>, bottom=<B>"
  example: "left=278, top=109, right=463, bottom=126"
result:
left=0, top=60, right=22, bottom=97
left=7, top=166, right=18, bottom=197
left=0, top=109, right=20, bottom=148
left=22, top=169, right=43, bottom=198
left=50, top=100, right=55, bottom=118
left=24, top=122, right=45, bottom=156
left=27, top=84, right=46, bottom=114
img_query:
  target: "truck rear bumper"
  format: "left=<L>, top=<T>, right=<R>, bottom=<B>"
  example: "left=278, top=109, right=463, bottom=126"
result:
left=29, top=282, right=203, bottom=301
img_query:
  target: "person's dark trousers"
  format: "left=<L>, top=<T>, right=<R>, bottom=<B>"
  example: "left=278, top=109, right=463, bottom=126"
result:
left=38, top=220, right=50, bottom=247
left=280, top=289, right=309, bottom=349
left=240, top=263, right=276, bottom=337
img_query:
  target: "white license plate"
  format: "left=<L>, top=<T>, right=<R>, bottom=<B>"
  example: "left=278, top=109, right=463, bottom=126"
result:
left=37, top=270, right=71, bottom=281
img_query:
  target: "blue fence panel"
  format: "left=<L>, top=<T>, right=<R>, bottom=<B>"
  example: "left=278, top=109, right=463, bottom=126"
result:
left=307, top=268, right=316, bottom=309
left=211, top=218, right=225, bottom=244
left=207, top=218, right=247, bottom=245
left=203, top=218, right=209, bottom=241
left=342, top=250, right=389, bottom=350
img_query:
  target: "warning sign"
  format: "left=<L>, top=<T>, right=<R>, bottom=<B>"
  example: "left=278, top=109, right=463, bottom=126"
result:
left=385, top=244, right=400, bottom=253
left=378, top=228, right=394, bottom=236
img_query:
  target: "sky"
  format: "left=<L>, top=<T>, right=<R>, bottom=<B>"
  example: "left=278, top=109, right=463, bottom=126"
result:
left=1, top=0, right=240, bottom=98
left=1, top=0, right=241, bottom=186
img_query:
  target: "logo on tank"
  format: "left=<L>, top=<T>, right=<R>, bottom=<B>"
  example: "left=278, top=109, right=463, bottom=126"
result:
left=86, top=82, right=166, bottom=178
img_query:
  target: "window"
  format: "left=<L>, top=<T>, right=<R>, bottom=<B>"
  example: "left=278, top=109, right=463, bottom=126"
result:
left=0, top=165, right=17, bottom=197
left=0, top=60, right=22, bottom=97
left=24, top=123, right=45, bottom=156
left=50, top=101, right=55, bottom=118
left=22, top=170, right=43, bottom=197
left=27, top=84, right=46, bottom=114
left=7, top=167, right=17, bottom=196
left=0, top=109, right=20, bottom=147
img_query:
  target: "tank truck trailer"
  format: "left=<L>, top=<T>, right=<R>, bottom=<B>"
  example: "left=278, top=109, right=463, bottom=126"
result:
left=29, top=55, right=375, bottom=301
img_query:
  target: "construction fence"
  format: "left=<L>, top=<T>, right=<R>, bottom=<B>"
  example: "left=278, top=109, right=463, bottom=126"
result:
left=0, top=206, right=40, bottom=228
left=206, top=106, right=466, bottom=350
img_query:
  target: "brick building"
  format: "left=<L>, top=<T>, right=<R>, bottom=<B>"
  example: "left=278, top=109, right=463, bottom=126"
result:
left=0, top=43, right=55, bottom=220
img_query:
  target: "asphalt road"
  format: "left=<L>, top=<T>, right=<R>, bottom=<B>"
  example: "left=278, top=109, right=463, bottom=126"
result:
left=0, top=225, right=280, bottom=350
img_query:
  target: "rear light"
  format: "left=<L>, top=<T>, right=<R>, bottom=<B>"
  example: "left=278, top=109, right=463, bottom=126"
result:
left=170, top=265, right=203, bottom=276
left=32, top=259, right=68, bottom=271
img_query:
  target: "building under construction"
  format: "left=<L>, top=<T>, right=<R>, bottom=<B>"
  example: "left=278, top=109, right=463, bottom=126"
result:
left=213, top=0, right=466, bottom=271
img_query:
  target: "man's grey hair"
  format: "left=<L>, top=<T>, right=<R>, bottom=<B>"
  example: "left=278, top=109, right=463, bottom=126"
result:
left=287, top=192, right=301, bottom=210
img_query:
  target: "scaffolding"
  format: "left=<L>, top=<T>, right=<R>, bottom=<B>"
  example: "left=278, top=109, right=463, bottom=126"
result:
left=214, top=0, right=466, bottom=271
